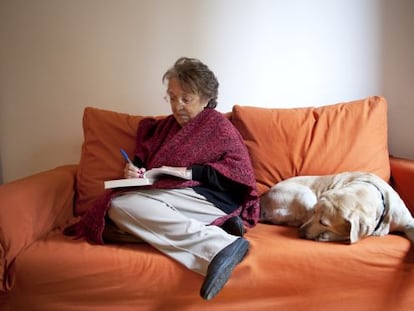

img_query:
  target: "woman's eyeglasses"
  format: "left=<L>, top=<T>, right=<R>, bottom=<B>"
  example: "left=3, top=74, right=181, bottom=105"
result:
left=164, top=94, right=195, bottom=106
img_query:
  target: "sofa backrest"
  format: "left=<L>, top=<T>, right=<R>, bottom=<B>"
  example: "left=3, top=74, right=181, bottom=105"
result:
left=231, top=96, right=390, bottom=195
left=75, top=96, right=389, bottom=215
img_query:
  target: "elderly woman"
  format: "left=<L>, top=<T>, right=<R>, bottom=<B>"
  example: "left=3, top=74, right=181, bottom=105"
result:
left=65, top=57, right=259, bottom=300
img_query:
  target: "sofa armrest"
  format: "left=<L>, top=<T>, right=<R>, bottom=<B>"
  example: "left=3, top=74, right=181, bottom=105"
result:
left=0, top=165, right=77, bottom=292
left=390, top=156, right=414, bottom=214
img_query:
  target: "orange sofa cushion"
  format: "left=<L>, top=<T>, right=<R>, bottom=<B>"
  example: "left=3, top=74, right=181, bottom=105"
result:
left=75, top=107, right=145, bottom=215
left=10, top=223, right=414, bottom=310
left=231, top=96, right=390, bottom=195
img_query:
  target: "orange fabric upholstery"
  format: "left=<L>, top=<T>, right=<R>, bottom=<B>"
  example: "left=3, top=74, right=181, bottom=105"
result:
left=75, top=107, right=145, bottom=215
left=390, top=156, right=414, bottom=213
left=2, top=97, right=414, bottom=311
left=231, top=96, right=390, bottom=195
left=7, top=224, right=414, bottom=311
left=0, top=165, right=76, bottom=292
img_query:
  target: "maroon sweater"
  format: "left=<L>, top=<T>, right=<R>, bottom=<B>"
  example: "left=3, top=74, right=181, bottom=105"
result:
left=65, top=108, right=259, bottom=244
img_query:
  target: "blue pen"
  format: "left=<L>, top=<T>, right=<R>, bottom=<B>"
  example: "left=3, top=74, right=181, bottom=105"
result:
left=120, top=148, right=133, bottom=164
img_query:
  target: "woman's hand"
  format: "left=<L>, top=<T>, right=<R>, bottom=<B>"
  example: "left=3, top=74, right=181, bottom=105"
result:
left=124, top=163, right=146, bottom=179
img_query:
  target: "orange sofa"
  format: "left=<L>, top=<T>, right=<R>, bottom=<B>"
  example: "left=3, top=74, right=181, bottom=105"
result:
left=1, top=96, right=414, bottom=311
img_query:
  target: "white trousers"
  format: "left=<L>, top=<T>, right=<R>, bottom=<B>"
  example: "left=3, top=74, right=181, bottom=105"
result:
left=108, top=188, right=238, bottom=275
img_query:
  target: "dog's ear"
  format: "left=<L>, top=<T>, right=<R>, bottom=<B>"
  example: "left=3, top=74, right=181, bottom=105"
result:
left=347, top=217, right=361, bottom=244
left=347, top=215, right=372, bottom=244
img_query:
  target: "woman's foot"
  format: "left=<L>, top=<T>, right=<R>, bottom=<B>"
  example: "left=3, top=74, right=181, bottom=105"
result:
left=200, top=237, right=249, bottom=300
left=221, top=216, right=245, bottom=236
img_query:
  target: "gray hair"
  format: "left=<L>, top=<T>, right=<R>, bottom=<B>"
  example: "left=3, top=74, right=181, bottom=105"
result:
left=162, top=57, right=219, bottom=108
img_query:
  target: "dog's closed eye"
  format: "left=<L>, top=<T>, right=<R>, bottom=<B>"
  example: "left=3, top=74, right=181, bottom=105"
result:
left=319, top=218, right=330, bottom=227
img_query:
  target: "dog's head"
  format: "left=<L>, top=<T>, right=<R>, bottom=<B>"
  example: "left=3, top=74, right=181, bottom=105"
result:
left=298, top=187, right=378, bottom=244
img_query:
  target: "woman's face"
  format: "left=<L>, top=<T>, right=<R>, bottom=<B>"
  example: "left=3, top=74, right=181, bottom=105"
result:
left=166, top=78, right=209, bottom=126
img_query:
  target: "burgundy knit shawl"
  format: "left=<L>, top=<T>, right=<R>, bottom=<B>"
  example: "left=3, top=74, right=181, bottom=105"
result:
left=65, top=108, right=259, bottom=244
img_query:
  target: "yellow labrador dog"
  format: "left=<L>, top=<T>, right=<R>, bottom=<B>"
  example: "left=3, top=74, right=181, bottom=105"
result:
left=260, top=172, right=414, bottom=244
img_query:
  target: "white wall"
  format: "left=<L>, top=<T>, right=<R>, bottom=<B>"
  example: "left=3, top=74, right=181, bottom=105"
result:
left=0, top=0, right=413, bottom=183
left=382, top=0, right=414, bottom=160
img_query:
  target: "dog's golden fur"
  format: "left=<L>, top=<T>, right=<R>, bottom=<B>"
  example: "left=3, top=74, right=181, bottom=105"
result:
left=260, top=172, right=414, bottom=244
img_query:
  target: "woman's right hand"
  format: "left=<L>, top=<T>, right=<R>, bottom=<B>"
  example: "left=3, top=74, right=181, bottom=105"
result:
left=124, top=163, right=146, bottom=179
